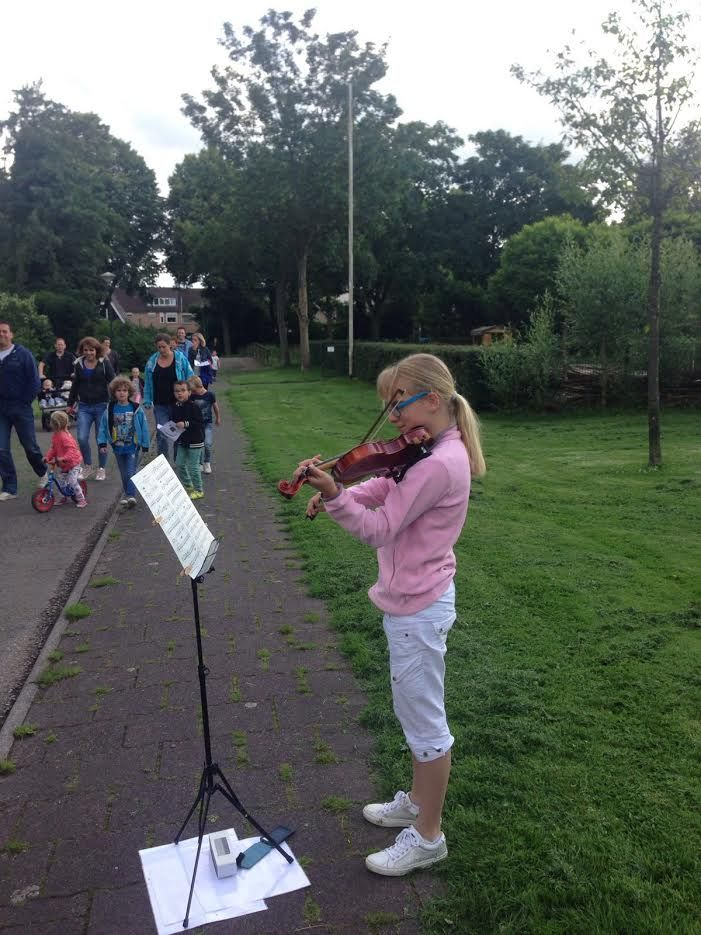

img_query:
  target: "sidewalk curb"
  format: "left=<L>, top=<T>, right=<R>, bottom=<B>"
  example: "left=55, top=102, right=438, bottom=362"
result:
left=0, top=495, right=121, bottom=760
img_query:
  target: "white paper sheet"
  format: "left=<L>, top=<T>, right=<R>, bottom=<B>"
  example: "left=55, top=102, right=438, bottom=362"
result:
left=139, top=829, right=309, bottom=934
left=132, top=454, right=217, bottom=578
left=157, top=421, right=184, bottom=442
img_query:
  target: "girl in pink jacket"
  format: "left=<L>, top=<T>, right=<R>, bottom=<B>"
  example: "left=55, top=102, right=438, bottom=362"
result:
left=44, top=411, right=87, bottom=507
left=294, top=353, right=486, bottom=878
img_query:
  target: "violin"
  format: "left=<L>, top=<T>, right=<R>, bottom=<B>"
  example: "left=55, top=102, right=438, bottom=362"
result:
left=277, top=427, right=434, bottom=500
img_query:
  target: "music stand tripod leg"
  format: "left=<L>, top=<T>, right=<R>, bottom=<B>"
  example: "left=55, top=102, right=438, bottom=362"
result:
left=181, top=769, right=214, bottom=928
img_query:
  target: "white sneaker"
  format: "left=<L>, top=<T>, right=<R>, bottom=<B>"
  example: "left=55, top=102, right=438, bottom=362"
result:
left=365, top=827, right=447, bottom=877
left=127, top=497, right=137, bottom=507
left=95, top=468, right=106, bottom=481
left=119, top=497, right=129, bottom=506
left=203, top=462, right=212, bottom=474
left=363, top=790, right=419, bottom=828
left=0, top=491, right=17, bottom=502
left=80, top=465, right=94, bottom=480
left=38, top=472, right=48, bottom=486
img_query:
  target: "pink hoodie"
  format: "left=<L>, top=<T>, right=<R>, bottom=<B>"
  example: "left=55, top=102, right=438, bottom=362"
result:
left=323, top=426, right=470, bottom=615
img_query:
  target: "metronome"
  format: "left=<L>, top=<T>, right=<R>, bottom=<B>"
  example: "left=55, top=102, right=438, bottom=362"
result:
left=208, top=831, right=238, bottom=879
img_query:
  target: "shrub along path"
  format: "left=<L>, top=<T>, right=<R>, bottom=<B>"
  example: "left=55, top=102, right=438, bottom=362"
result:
left=0, top=363, right=434, bottom=934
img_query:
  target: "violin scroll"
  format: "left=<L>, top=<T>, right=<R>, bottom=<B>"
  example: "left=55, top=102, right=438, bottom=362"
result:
left=277, top=477, right=306, bottom=499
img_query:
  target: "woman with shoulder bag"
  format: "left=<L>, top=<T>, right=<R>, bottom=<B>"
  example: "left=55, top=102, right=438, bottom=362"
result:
left=67, top=336, right=115, bottom=480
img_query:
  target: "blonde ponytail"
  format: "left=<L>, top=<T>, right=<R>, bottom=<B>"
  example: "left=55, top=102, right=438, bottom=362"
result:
left=452, top=394, right=486, bottom=477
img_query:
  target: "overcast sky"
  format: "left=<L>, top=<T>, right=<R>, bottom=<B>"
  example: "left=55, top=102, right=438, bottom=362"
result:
left=2, top=1, right=699, bottom=282
left=7, top=0, right=700, bottom=190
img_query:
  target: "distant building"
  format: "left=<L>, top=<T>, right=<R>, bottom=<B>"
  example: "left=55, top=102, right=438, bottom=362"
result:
left=109, top=287, right=204, bottom=334
left=470, top=325, right=512, bottom=346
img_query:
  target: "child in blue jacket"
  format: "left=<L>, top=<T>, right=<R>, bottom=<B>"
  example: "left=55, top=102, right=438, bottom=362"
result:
left=98, top=376, right=150, bottom=507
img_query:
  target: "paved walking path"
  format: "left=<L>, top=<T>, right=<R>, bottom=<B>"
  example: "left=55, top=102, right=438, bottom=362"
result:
left=0, top=421, right=125, bottom=723
left=0, top=365, right=436, bottom=934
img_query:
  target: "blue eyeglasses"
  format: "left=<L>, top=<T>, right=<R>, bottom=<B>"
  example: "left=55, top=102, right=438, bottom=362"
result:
left=390, top=390, right=429, bottom=415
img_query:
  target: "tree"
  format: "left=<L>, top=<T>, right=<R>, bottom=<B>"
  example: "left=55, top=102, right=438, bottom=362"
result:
left=0, top=84, right=163, bottom=333
left=487, top=214, right=591, bottom=327
left=456, top=129, right=601, bottom=279
left=558, top=228, right=701, bottom=402
left=352, top=119, right=464, bottom=339
left=182, top=9, right=400, bottom=369
left=0, top=292, right=53, bottom=358
left=513, top=0, right=701, bottom=465
left=557, top=228, right=649, bottom=405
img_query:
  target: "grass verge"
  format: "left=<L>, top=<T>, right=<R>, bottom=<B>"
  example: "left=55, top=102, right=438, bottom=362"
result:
left=227, top=371, right=701, bottom=933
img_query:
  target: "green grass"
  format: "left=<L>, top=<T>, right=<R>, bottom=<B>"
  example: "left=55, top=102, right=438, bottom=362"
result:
left=36, top=664, right=82, bottom=688
left=227, top=373, right=701, bottom=934
left=64, top=602, right=91, bottom=622
left=278, top=762, right=294, bottom=783
left=89, top=575, right=120, bottom=588
left=1, top=839, right=29, bottom=855
left=12, top=724, right=38, bottom=739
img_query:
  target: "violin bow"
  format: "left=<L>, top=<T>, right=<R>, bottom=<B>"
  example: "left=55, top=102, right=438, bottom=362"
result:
left=358, top=389, right=403, bottom=444
left=306, top=391, right=402, bottom=472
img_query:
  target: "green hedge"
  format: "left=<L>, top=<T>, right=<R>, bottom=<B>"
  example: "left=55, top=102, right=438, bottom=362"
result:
left=81, top=319, right=162, bottom=372
left=311, top=341, right=491, bottom=410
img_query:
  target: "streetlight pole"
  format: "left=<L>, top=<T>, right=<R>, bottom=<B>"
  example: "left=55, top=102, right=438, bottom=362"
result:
left=347, top=80, right=354, bottom=378
left=100, top=272, right=117, bottom=342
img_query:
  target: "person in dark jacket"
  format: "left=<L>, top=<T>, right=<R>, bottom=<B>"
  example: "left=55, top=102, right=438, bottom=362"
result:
left=101, top=337, right=120, bottom=374
left=39, top=336, right=76, bottom=386
left=170, top=380, right=204, bottom=500
left=67, top=336, right=115, bottom=480
left=187, top=333, right=213, bottom=388
left=0, top=321, right=47, bottom=500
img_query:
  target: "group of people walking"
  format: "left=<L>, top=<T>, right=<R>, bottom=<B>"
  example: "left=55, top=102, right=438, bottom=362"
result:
left=0, top=322, right=220, bottom=507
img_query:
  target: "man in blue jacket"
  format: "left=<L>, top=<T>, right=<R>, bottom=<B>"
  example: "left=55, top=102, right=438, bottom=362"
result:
left=0, top=321, right=47, bottom=501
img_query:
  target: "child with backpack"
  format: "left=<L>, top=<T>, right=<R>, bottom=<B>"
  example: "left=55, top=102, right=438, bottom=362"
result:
left=98, top=376, right=150, bottom=507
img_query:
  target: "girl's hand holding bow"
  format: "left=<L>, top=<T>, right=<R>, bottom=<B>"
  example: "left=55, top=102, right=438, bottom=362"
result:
left=305, top=492, right=326, bottom=519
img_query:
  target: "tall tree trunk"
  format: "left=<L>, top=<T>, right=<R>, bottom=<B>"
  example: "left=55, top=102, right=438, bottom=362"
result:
left=274, top=275, right=290, bottom=367
left=368, top=297, right=384, bottom=341
left=647, top=66, right=664, bottom=467
left=222, top=314, right=232, bottom=356
left=600, top=333, right=608, bottom=409
left=297, top=248, right=310, bottom=371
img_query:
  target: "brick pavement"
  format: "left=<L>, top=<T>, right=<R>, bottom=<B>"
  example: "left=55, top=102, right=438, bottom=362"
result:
left=0, top=376, right=437, bottom=934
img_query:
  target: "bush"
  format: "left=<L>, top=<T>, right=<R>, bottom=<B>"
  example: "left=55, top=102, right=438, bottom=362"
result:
left=310, top=341, right=491, bottom=409
left=0, top=293, right=53, bottom=359
left=479, top=297, right=564, bottom=409
left=81, top=319, right=161, bottom=371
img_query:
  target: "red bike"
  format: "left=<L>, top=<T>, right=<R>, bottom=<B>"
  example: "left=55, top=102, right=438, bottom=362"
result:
left=31, top=467, right=87, bottom=513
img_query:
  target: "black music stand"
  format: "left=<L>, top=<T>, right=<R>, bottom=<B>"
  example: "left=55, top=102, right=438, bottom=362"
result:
left=174, top=555, right=293, bottom=929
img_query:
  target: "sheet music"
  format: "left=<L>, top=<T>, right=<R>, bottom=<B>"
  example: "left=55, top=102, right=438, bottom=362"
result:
left=132, top=455, right=217, bottom=578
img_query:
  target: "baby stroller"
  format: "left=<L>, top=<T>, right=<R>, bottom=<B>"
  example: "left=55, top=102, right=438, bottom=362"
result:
left=40, top=380, right=74, bottom=431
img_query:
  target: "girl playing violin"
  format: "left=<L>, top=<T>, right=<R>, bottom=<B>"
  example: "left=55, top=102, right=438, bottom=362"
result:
left=293, top=353, right=486, bottom=877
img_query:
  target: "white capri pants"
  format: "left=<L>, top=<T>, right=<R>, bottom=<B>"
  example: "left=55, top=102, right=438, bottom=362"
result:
left=382, top=582, right=456, bottom=762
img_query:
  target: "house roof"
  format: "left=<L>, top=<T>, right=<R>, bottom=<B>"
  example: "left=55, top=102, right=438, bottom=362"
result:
left=111, top=287, right=205, bottom=316
left=470, top=325, right=510, bottom=336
